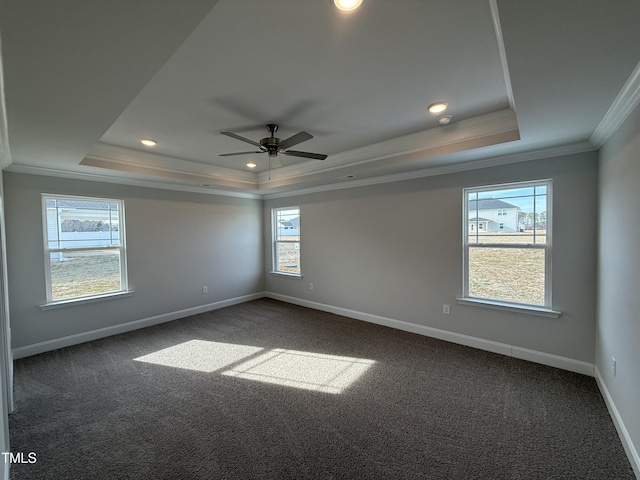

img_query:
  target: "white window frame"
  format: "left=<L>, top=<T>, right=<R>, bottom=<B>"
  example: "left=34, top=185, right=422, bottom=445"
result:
left=41, top=194, right=129, bottom=307
left=271, top=206, right=301, bottom=277
left=459, top=180, right=560, bottom=318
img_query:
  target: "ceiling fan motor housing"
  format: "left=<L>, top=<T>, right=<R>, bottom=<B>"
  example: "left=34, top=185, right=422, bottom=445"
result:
left=260, top=136, right=281, bottom=157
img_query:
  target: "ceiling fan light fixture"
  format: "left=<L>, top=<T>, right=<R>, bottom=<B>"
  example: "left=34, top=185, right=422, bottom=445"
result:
left=140, top=138, right=157, bottom=147
left=334, top=0, right=363, bottom=11
left=427, top=102, right=448, bottom=114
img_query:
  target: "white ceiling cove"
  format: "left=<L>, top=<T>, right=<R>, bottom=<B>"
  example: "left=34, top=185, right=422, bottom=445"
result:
left=1, top=0, right=640, bottom=197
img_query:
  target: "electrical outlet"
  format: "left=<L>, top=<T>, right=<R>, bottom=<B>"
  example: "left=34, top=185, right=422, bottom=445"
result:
left=309, top=283, right=314, bottom=290
left=611, top=357, right=616, bottom=377
left=443, top=304, right=451, bottom=315
left=202, top=286, right=208, bottom=294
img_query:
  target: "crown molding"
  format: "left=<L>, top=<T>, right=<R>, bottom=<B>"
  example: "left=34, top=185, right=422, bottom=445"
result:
left=263, top=141, right=595, bottom=200
left=0, top=39, right=12, bottom=170
left=590, top=59, right=640, bottom=147
left=4, top=164, right=260, bottom=199
left=489, top=0, right=516, bottom=111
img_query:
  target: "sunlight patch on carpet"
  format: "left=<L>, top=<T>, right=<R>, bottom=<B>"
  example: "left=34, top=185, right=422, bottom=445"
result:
left=134, top=341, right=375, bottom=393
left=134, top=340, right=263, bottom=373
left=222, top=348, right=375, bottom=394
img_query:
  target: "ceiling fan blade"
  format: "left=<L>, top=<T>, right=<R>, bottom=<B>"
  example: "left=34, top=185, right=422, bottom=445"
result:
left=270, top=156, right=283, bottom=168
left=283, top=150, right=327, bottom=161
left=279, top=131, right=313, bottom=150
left=219, top=151, right=263, bottom=157
left=220, top=131, right=262, bottom=148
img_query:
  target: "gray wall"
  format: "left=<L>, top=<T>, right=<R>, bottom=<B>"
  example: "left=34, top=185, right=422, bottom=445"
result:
left=265, top=152, right=598, bottom=363
left=0, top=167, right=10, bottom=477
left=598, top=103, right=640, bottom=468
left=4, top=172, right=264, bottom=349
left=4, top=142, right=636, bottom=470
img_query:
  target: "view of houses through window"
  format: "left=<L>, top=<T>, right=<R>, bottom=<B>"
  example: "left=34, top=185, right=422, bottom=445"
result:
left=272, top=207, right=301, bottom=275
left=464, top=181, right=551, bottom=307
left=43, top=195, right=127, bottom=302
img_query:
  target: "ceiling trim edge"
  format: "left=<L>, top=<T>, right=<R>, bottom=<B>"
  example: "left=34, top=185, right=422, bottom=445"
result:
left=0, top=36, right=12, bottom=170
left=4, top=164, right=261, bottom=200
left=590, top=59, right=640, bottom=147
left=80, top=155, right=257, bottom=191
left=262, top=141, right=596, bottom=200
left=489, top=0, right=516, bottom=111
left=86, top=143, right=258, bottom=184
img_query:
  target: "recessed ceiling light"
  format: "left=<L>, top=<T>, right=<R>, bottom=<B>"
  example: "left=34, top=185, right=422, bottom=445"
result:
left=427, top=102, right=448, bottom=114
left=438, top=115, right=453, bottom=125
left=140, top=139, right=157, bottom=147
left=334, top=0, right=363, bottom=12
left=246, top=162, right=257, bottom=169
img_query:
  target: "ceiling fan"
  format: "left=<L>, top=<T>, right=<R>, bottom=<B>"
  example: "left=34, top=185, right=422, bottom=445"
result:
left=220, top=124, right=327, bottom=167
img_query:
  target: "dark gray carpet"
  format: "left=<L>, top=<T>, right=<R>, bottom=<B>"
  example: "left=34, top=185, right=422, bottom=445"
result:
left=8, top=299, right=635, bottom=479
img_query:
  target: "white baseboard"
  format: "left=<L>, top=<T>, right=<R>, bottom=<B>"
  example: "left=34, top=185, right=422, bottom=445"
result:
left=511, top=346, right=594, bottom=376
left=595, top=366, right=640, bottom=479
left=15, top=291, right=597, bottom=377
left=265, top=292, right=595, bottom=376
left=12, top=292, right=265, bottom=359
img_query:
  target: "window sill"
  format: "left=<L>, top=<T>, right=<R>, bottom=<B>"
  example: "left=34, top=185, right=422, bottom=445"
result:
left=39, top=290, right=134, bottom=311
left=456, top=297, right=561, bottom=318
left=269, top=271, right=302, bottom=279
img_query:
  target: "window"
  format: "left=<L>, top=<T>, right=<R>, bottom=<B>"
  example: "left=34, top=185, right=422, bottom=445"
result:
left=463, top=180, right=551, bottom=308
left=272, top=207, right=301, bottom=276
left=43, top=195, right=128, bottom=303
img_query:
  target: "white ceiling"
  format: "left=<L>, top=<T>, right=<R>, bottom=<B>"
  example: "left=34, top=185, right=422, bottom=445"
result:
left=1, top=0, right=640, bottom=198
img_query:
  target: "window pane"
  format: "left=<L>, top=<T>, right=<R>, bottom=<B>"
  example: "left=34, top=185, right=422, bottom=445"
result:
left=275, top=242, right=300, bottom=274
left=50, top=249, right=121, bottom=301
left=467, top=197, right=519, bottom=235
left=535, top=185, right=547, bottom=195
left=468, top=247, right=545, bottom=306
left=467, top=194, right=479, bottom=243
left=273, top=207, right=301, bottom=275
left=275, top=209, right=300, bottom=242
left=534, top=194, right=548, bottom=243
left=45, top=198, right=121, bottom=248
left=467, top=186, right=548, bottom=246
left=476, top=186, right=534, bottom=200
